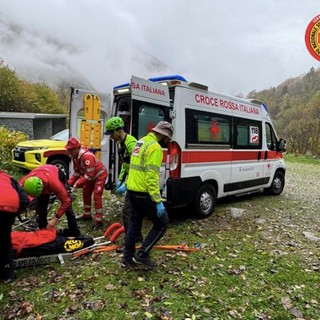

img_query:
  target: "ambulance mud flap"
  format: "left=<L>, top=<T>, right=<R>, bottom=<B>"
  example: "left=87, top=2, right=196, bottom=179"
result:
left=166, top=176, right=201, bottom=206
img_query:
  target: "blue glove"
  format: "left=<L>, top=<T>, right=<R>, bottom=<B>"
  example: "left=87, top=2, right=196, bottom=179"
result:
left=115, top=180, right=122, bottom=189
left=116, top=183, right=127, bottom=195
left=156, top=202, right=165, bottom=218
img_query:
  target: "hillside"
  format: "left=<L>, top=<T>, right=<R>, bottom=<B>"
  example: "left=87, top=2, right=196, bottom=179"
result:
left=247, top=67, right=320, bottom=156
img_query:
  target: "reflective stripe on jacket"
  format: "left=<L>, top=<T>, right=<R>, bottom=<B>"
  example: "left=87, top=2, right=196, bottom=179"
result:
left=126, top=132, right=162, bottom=203
left=69, top=147, right=107, bottom=188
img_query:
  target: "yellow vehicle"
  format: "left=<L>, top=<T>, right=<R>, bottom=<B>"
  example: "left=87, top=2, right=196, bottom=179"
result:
left=11, top=129, right=70, bottom=175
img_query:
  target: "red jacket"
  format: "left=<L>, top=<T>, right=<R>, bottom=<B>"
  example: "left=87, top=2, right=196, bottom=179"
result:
left=0, top=172, right=19, bottom=213
left=20, top=165, right=71, bottom=219
left=68, top=147, right=107, bottom=188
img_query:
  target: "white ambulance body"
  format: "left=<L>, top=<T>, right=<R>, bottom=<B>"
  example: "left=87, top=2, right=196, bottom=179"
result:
left=111, top=75, right=286, bottom=218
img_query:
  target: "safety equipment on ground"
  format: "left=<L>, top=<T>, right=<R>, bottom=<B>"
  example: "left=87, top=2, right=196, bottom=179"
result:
left=65, top=137, right=81, bottom=150
left=94, top=242, right=202, bottom=253
left=156, top=202, right=165, bottom=217
left=116, top=184, right=127, bottom=195
left=71, top=222, right=125, bottom=259
left=152, top=121, right=174, bottom=139
left=104, top=117, right=125, bottom=135
left=115, top=180, right=122, bottom=189
left=23, top=177, right=44, bottom=197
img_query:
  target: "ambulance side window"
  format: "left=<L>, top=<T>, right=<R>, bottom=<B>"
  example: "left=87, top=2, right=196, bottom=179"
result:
left=185, top=109, right=231, bottom=146
left=265, top=122, right=276, bottom=150
left=234, top=118, right=262, bottom=149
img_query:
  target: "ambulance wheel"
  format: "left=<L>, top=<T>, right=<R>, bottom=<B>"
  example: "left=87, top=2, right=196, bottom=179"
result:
left=194, top=184, right=217, bottom=219
left=264, top=170, right=285, bottom=195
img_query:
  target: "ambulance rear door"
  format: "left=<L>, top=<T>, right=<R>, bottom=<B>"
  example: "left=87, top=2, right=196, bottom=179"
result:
left=69, top=88, right=112, bottom=178
left=130, top=76, right=171, bottom=191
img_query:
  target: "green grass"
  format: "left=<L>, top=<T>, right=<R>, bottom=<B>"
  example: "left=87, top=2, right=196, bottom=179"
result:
left=285, top=153, right=320, bottom=165
left=1, top=160, right=320, bottom=319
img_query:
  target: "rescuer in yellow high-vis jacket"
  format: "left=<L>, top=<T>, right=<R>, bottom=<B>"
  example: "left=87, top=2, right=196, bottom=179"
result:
left=104, top=116, right=142, bottom=245
left=122, top=121, right=174, bottom=269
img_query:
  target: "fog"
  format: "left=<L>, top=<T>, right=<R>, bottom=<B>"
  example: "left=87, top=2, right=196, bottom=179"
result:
left=0, top=0, right=319, bottom=96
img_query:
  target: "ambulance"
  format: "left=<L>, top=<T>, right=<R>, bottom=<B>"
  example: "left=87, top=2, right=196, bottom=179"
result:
left=70, top=76, right=286, bottom=219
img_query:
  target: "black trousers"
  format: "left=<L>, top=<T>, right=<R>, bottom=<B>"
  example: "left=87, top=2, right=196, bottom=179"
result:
left=122, top=192, right=143, bottom=242
left=0, top=211, right=16, bottom=280
left=124, top=191, right=169, bottom=261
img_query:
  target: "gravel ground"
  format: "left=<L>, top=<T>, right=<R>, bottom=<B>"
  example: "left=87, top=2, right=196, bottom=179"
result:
left=283, top=161, right=320, bottom=214
left=248, top=161, right=320, bottom=267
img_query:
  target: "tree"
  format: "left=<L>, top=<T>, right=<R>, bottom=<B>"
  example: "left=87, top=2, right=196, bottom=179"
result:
left=0, top=59, right=21, bottom=111
left=0, top=57, right=66, bottom=114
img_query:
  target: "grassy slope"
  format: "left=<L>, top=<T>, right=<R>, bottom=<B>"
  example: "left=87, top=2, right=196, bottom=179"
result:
left=1, top=156, right=320, bottom=319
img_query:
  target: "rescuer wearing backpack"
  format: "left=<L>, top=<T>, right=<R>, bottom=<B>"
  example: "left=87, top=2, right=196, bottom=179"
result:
left=122, top=121, right=173, bottom=268
left=104, top=116, right=143, bottom=245
left=0, top=171, right=30, bottom=283
left=20, top=164, right=80, bottom=237
left=65, top=137, right=107, bottom=230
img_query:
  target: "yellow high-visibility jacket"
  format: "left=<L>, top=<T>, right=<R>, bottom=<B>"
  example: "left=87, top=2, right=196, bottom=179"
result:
left=118, top=133, right=137, bottom=182
left=126, top=132, right=162, bottom=203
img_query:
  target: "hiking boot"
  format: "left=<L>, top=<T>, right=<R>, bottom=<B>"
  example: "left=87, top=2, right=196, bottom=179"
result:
left=2, top=264, right=13, bottom=284
left=2, top=278, right=12, bottom=284
left=121, top=258, right=134, bottom=268
left=92, top=221, right=103, bottom=230
left=133, top=253, right=156, bottom=268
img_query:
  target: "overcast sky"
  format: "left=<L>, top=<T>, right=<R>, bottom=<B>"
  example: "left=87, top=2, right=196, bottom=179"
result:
left=0, top=0, right=319, bottom=96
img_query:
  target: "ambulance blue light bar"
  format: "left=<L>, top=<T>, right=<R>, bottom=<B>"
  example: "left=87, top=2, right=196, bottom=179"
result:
left=113, top=75, right=187, bottom=90
left=148, top=75, right=187, bottom=82
left=261, top=102, right=269, bottom=112
left=249, top=99, right=269, bottom=113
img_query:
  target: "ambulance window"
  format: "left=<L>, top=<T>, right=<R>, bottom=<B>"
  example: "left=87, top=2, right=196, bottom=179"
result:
left=265, top=123, right=276, bottom=150
left=234, top=118, right=262, bottom=149
left=185, top=109, right=231, bottom=146
left=115, top=96, right=130, bottom=112
left=131, top=102, right=166, bottom=139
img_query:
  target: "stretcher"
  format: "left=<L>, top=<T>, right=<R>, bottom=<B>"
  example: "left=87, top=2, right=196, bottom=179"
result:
left=12, top=223, right=125, bottom=267
left=12, top=228, right=94, bottom=268
left=71, top=223, right=201, bottom=259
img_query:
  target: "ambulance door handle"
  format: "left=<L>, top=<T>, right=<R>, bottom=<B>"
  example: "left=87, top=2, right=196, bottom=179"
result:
left=264, top=151, right=268, bottom=160
left=258, top=151, right=261, bottom=160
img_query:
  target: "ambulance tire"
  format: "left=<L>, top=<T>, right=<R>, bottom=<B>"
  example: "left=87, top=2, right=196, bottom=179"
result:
left=264, top=170, right=284, bottom=195
left=194, top=183, right=217, bottom=219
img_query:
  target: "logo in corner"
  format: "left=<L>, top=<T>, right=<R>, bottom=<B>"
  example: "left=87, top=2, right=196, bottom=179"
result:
left=305, top=14, right=320, bottom=61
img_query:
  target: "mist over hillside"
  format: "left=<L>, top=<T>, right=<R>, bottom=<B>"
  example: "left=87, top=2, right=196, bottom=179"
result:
left=0, top=13, right=172, bottom=92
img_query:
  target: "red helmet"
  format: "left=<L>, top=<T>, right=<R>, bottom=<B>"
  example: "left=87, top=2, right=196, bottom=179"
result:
left=65, top=137, right=81, bottom=150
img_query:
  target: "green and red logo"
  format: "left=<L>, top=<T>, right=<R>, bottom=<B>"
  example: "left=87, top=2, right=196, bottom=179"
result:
left=305, top=14, right=320, bottom=61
